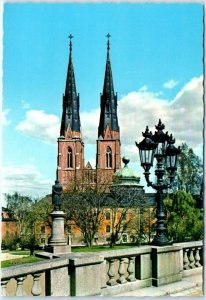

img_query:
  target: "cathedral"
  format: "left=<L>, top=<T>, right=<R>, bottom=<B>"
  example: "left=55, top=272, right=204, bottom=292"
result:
left=57, top=34, right=121, bottom=190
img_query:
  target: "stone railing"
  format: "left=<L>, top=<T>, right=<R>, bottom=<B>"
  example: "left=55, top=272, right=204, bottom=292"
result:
left=174, top=241, right=203, bottom=276
left=100, top=246, right=152, bottom=296
left=1, top=241, right=203, bottom=297
left=1, top=256, right=70, bottom=296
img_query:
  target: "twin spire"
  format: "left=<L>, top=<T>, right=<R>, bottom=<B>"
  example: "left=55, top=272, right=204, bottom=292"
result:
left=60, top=34, right=80, bottom=136
left=99, top=33, right=119, bottom=138
left=60, top=34, right=119, bottom=138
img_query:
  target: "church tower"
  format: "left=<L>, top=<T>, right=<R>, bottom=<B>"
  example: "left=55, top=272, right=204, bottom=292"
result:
left=57, top=35, right=84, bottom=189
left=96, top=34, right=121, bottom=185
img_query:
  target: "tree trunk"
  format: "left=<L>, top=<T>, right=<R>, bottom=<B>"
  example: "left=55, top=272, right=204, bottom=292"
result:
left=110, top=233, right=116, bottom=248
left=30, top=247, right=34, bottom=256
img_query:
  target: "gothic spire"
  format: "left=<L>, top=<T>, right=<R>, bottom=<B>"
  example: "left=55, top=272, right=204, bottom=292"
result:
left=60, top=35, right=81, bottom=136
left=98, top=33, right=119, bottom=138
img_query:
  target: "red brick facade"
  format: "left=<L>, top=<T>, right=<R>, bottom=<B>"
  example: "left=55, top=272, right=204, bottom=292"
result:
left=57, top=37, right=121, bottom=190
left=57, top=135, right=84, bottom=189
left=1, top=208, right=18, bottom=240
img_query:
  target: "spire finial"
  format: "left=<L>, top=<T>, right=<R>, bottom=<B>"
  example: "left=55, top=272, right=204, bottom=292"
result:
left=68, top=34, right=74, bottom=52
left=106, top=33, right=111, bottom=50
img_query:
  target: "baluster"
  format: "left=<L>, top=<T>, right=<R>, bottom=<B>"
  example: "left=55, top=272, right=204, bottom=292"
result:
left=183, top=249, right=190, bottom=270
left=117, top=257, right=127, bottom=284
left=32, top=273, right=42, bottom=296
left=189, top=248, right=195, bottom=269
left=127, top=257, right=136, bottom=282
left=1, top=280, right=9, bottom=296
left=195, top=247, right=201, bottom=268
left=107, top=259, right=117, bottom=286
left=16, top=276, right=26, bottom=296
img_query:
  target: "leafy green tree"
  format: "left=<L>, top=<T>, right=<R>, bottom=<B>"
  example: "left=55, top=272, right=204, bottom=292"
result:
left=34, top=195, right=53, bottom=229
left=5, top=192, right=52, bottom=255
left=5, top=192, right=32, bottom=235
left=173, top=143, right=203, bottom=195
left=2, top=234, right=20, bottom=251
left=164, top=190, right=203, bottom=242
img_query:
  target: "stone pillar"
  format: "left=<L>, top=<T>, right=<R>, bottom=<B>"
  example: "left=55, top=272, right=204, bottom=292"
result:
left=68, top=233, right=72, bottom=245
left=45, top=211, right=71, bottom=255
left=45, top=266, right=71, bottom=296
left=69, top=254, right=104, bottom=296
left=152, top=245, right=182, bottom=286
left=136, top=253, right=152, bottom=280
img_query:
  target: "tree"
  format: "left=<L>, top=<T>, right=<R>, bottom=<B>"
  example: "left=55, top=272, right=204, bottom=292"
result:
left=164, top=190, right=203, bottom=242
left=5, top=192, right=52, bottom=255
left=108, top=186, right=147, bottom=247
left=5, top=192, right=33, bottom=236
left=128, top=207, right=156, bottom=245
left=2, top=234, right=20, bottom=251
left=62, top=186, right=108, bottom=247
left=21, top=198, right=53, bottom=254
left=34, top=195, right=53, bottom=229
left=173, top=143, right=203, bottom=195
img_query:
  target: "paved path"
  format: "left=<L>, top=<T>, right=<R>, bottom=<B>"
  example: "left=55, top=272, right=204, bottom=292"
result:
left=1, top=253, right=29, bottom=261
left=115, top=274, right=203, bottom=297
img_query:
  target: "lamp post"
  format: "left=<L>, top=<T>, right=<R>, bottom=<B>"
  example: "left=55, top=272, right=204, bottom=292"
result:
left=135, top=119, right=181, bottom=246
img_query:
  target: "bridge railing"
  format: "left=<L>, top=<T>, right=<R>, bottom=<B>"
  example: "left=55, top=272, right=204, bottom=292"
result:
left=1, top=256, right=71, bottom=296
left=1, top=241, right=203, bottom=297
left=174, top=240, right=203, bottom=275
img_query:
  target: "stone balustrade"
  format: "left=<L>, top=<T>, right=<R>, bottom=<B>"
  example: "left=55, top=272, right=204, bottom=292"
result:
left=1, top=241, right=203, bottom=297
left=1, top=256, right=70, bottom=296
left=174, top=241, right=203, bottom=276
left=100, top=246, right=152, bottom=295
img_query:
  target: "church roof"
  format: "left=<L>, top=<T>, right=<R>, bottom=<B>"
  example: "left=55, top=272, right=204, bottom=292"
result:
left=98, top=34, right=119, bottom=138
left=85, top=161, right=93, bottom=169
left=113, top=157, right=142, bottom=186
left=60, top=35, right=81, bottom=136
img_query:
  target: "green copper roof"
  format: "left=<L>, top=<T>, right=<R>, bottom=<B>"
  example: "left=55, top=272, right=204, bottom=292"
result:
left=113, top=157, right=141, bottom=186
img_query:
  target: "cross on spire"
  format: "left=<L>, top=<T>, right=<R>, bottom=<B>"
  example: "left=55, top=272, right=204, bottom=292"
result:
left=68, top=34, right=74, bottom=51
left=106, top=33, right=111, bottom=50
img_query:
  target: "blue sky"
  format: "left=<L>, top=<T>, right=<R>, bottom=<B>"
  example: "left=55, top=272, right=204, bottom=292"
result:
left=2, top=3, right=204, bottom=199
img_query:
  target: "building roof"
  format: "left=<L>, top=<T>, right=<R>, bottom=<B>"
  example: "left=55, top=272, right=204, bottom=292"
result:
left=98, top=34, right=119, bottom=138
left=113, top=157, right=142, bottom=187
left=60, top=35, right=81, bottom=135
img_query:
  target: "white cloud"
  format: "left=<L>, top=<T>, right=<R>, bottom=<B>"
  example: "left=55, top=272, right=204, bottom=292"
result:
left=81, top=109, right=100, bottom=144
left=163, top=79, right=178, bottom=89
left=81, top=75, right=203, bottom=163
left=2, top=109, right=11, bottom=126
left=139, top=85, right=148, bottom=92
left=21, top=99, right=30, bottom=110
left=4, top=75, right=203, bottom=197
left=16, top=110, right=60, bottom=144
left=14, top=76, right=203, bottom=164
left=2, top=163, right=53, bottom=200
left=166, top=76, right=203, bottom=147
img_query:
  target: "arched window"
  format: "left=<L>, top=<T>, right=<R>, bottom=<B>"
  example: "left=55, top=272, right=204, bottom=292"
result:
left=106, top=225, right=111, bottom=233
left=106, top=146, right=112, bottom=168
left=68, top=147, right=73, bottom=168
left=106, top=212, right=111, bottom=220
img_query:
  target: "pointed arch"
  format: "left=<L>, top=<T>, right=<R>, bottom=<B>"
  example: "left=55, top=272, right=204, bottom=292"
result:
left=68, top=147, right=73, bottom=168
left=106, top=146, right=112, bottom=168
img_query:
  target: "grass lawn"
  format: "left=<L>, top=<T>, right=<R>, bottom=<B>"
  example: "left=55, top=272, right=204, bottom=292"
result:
left=1, top=244, right=139, bottom=268
left=72, top=244, right=138, bottom=252
left=1, top=256, right=45, bottom=268
left=9, top=250, right=32, bottom=256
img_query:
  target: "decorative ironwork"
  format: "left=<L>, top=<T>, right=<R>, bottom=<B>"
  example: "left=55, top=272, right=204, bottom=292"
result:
left=135, top=119, right=181, bottom=246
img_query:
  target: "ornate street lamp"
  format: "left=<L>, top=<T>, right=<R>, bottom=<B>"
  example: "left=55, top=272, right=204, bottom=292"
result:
left=135, top=119, right=181, bottom=246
